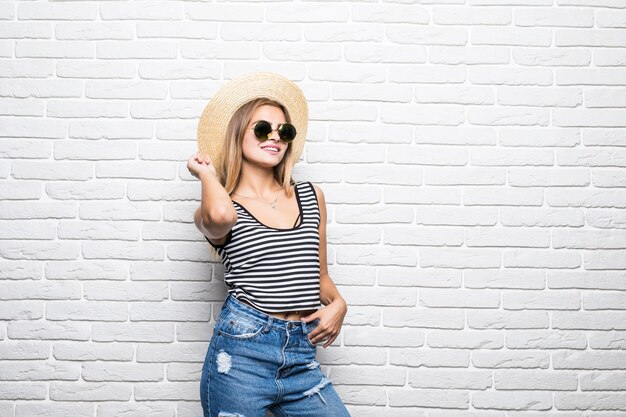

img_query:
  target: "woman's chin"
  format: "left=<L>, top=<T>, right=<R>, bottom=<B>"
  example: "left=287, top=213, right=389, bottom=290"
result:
left=242, top=154, right=284, bottom=169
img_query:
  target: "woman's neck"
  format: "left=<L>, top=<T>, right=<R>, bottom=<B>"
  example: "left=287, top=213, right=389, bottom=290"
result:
left=235, top=161, right=281, bottom=198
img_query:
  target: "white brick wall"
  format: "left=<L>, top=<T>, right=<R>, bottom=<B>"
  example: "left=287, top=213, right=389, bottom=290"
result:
left=1, top=1, right=625, bottom=416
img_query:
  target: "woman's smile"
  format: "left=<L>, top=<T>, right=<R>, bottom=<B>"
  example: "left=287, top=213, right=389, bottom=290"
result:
left=260, top=144, right=281, bottom=154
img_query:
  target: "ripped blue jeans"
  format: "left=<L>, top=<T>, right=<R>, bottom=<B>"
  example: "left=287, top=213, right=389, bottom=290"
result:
left=200, top=294, right=351, bottom=417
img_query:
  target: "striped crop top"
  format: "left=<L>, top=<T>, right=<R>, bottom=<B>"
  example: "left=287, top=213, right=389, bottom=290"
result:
left=205, top=181, right=321, bottom=313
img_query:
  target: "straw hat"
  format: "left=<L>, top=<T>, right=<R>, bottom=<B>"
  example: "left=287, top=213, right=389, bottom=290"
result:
left=197, top=72, right=308, bottom=176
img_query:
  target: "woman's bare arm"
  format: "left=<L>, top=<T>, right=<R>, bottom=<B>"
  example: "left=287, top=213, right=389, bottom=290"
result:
left=188, top=153, right=237, bottom=242
left=314, top=183, right=346, bottom=307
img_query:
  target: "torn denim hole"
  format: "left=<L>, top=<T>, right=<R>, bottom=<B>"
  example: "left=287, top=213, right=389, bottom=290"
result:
left=303, top=376, right=331, bottom=405
left=218, top=412, right=244, bottom=417
left=306, top=360, right=320, bottom=370
left=216, top=350, right=231, bottom=374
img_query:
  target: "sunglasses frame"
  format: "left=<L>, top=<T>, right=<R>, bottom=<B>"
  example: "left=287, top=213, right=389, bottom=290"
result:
left=250, top=120, right=297, bottom=143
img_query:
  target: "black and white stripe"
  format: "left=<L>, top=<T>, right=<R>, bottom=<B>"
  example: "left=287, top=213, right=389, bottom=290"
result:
left=205, top=181, right=321, bottom=313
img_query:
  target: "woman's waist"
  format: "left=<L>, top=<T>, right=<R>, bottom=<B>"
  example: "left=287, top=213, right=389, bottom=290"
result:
left=238, top=297, right=317, bottom=321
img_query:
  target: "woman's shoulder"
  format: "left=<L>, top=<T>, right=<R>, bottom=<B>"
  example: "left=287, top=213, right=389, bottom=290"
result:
left=294, top=179, right=318, bottom=190
left=294, top=180, right=323, bottom=205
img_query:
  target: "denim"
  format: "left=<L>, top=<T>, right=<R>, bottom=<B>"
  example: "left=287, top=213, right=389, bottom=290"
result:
left=200, top=294, right=351, bottom=417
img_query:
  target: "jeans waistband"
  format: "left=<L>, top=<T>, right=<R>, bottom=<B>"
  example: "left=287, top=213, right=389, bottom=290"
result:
left=222, top=294, right=319, bottom=335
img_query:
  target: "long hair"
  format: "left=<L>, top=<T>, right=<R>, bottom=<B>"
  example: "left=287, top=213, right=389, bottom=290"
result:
left=218, top=98, right=297, bottom=198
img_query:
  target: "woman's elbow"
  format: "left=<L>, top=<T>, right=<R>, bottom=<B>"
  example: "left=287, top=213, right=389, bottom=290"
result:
left=204, top=204, right=237, bottom=228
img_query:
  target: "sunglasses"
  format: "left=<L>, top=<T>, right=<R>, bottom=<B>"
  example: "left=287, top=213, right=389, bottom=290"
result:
left=250, top=120, right=297, bottom=143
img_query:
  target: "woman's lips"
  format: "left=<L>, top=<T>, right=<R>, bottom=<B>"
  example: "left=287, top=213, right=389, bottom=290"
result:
left=261, top=146, right=280, bottom=154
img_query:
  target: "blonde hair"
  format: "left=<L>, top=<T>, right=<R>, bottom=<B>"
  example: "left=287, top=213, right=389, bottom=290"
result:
left=217, top=98, right=297, bottom=198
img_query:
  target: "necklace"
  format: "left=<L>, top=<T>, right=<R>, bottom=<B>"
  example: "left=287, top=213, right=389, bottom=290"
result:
left=232, top=187, right=282, bottom=209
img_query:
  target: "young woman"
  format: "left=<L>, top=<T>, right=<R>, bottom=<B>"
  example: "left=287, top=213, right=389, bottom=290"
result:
left=187, top=72, right=351, bottom=417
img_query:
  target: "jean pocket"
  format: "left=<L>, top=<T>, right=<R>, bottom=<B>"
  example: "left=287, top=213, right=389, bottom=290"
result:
left=304, top=319, right=321, bottom=348
left=217, top=310, right=265, bottom=340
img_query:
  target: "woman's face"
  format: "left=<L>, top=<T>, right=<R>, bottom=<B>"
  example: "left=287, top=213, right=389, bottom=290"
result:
left=241, top=104, right=289, bottom=169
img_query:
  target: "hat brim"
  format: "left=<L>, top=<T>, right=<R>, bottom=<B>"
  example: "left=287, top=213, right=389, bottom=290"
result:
left=197, top=72, right=308, bottom=177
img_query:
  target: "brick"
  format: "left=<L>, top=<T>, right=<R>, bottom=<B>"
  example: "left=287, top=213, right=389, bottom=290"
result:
left=503, top=290, right=581, bottom=310
left=0, top=383, right=46, bottom=400
left=46, top=260, right=127, bottom=281
left=50, top=382, right=131, bottom=401
left=166, top=363, right=198, bottom=381
left=331, top=365, right=405, bottom=385
left=0, top=361, right=79, bottom=381
left=409, top=369, right=492, bottom=389
left=384, top=307, right=465, bottom=329
left=378, top=266, right=462, bottom=288
left=0, top=240, right=80, bottom=260
left=513, top=47, right=591, bottom=66
left=84, top=281, right=168, bottom=301
left=580, top=372, right=626, bottom=390
left=219, top=22, right=302, bottom=42
left=136, top=342, right=207, bottom=363
left=340, top=286, right=416, bottom=307
left=55, top=139, right=136, bottom=160
left=336, top=205, right=414, bottom=224
left=96, top=403, right=175, bottom=417
left=82, top=362, right=163, bottom=382
left=46, top=301, right=128, bottom=322
left=429, top=46, right=509, bottom=64
left=7, top=321, right=90, bottom=341
left=0, top=281, right=81, bottom=301
left=472, top=27, right=551, bottom=46
left=499, top=86, right=582, bottom=107
left=464, top=270, right=545, bottom=289
left=555, top=393, right=626, bottom=410
left=428, top=330, right=503, bottom=349
left=344, top=327, right=424, bottom=348
left=16, top=403, right=93, bottom=417
left=0, top=342, right=50, bottom=360
left=390, top=348, right=469, bottom=368
left=0, top=302, right=42, bottom=320
left=472, top=391, right=552, bottom=410
left=472, top=351, right=549, bottom=368
left=17, top=3, right=96, bottom=20
left=308, top=24, right=383, bottom=43
left=468, top=310, right=549, bottom=329
left=344, top=44, right=426, bottom=64
left=470, top=66, right=552, bottom=86
left=53, top=342, right=133, bottom=361
left=553, top=351, right=626, bottom=370
left=388, top=388, right=469, bottom=408
left=382, top=103, right=465, bottom=125
left=92, top=322, right=174, bottom=343
left=515, top=8, right=593, bottom=27
left=336, top=245, right=417, bottom=267
left=434, top=7, right=510, bottom=25
left=81, top=241, right=164, bottom=261
left=553, top=312, right=626, bottom=330
left=130, top=302, right=210, bottom=322
left=266, top=3, right=350, bottom=23
left=548, top=271, right=626, bottom=290
left=133, top=382, right=198, bottom=401
left=506, top=330, right=587, bottom=349
left=176, top=322, right=214, bottom=344
left=387, top=26, right=467, bottom=46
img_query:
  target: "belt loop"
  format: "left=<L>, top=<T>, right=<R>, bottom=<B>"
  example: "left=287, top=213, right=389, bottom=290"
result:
left=263, top=316, right=273, bottom=333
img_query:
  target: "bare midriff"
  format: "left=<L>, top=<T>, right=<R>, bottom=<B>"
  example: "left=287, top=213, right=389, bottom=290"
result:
left=240, top=298, right=317, bottom=321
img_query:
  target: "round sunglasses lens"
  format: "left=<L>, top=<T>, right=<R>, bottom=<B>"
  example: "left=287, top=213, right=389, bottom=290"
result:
left=253, top=120, right=272, bottom=140
left=278, top=123, right=296, bottom=142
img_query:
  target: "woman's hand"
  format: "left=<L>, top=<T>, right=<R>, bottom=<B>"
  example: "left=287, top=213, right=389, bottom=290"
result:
left=187, top=152, right=216, bottom=179
left=301, top=297, right=348, bottom=349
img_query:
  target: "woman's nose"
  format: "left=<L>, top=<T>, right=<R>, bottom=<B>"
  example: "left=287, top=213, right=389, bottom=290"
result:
left=267, top=129, right=280, bottom=141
